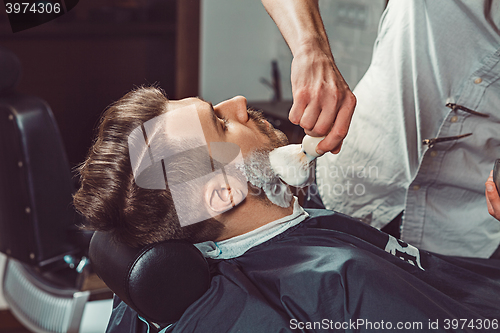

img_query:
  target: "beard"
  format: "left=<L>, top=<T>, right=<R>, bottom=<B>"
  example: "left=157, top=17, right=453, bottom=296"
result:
left=240, top=148, right=293, bottom=208
left=233, top=109, right=293, bottom=208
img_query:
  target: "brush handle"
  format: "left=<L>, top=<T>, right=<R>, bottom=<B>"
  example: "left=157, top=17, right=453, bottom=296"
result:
left=302, top=135, right=325, bottom=158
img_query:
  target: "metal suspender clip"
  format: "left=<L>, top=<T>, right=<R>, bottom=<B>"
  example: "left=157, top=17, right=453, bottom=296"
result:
left=421, top=102, right=488, bottom=149
left=445, top=103, right=489, bottom=117
left=422, top=133, right=473, bottom=149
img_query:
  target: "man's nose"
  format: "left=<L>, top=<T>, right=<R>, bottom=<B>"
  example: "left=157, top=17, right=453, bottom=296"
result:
left=214, top=96, right=249, bottom=123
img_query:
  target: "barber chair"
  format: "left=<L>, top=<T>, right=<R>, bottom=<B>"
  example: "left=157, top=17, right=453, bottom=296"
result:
left=89, top=232, right=211, bottom=331
left=0, top=46, right=109, bottom=332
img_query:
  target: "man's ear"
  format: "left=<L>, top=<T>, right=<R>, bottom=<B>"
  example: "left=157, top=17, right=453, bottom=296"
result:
left=204, top=175, right=246, bottom=213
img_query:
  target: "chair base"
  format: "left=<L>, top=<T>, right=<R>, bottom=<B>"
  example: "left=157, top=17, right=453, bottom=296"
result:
left=3, top=258, right=90, bottom=333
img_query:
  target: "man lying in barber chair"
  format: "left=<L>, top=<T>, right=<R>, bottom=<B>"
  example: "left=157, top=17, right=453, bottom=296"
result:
left=74, top=86, right=500, bottom=333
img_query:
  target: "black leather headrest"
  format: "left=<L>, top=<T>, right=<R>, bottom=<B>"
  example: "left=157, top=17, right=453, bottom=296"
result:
left=89, top=232, right=211, bottom=325
left=0, top=47, right=22, bottom=93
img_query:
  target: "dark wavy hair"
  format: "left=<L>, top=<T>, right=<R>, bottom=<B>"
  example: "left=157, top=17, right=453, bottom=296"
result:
left=73, top=86, right=224, bottom=247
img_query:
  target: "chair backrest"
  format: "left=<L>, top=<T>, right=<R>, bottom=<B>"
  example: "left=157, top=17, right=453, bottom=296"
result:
left=89, top=231, right=211, bottom=326
left=0, top=46, right=82, bottom=267
left=0, top=46, right=21, bottom=93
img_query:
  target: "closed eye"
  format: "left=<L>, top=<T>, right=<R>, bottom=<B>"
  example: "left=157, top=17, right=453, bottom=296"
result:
left=206, top=100, right=228, bottom=133
left=217, top=115, right=229, bottom=131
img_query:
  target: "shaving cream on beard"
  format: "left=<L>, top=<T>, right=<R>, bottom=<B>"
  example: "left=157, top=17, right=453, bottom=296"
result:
left=236, top=149, right=293, bottom=208
left=269, top=135, right=324, bottom=187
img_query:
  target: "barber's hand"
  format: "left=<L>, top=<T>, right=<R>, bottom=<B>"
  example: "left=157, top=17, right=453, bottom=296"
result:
left=486, top=170, right=500, bottom=221
left=289, top=45, right=356, bottom=155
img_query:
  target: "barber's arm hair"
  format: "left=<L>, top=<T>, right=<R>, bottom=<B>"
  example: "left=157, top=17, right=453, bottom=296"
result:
left=261, top=0, right=356, bottom=154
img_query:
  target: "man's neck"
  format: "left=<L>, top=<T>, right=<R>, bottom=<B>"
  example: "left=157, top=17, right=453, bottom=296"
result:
left=215, top=196, right=295, bottom=241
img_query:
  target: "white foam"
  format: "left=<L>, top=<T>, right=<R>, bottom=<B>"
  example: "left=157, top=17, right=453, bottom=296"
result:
left=269, top=144, right=315, bottom=187
left=236, top=150, right=293, bottom=208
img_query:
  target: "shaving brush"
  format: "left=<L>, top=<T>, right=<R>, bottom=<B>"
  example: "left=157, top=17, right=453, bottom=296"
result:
left=269, top=135, right=325, bottom=187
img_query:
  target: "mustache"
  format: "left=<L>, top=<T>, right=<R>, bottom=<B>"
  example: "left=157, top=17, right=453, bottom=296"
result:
left=247, top=108, right=289, bottom=148
left=247, top=109, right=267, bottom=127
left=247, top=108, right=276, bottom=136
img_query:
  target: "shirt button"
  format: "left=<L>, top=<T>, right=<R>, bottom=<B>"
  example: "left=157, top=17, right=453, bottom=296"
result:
left=430, top=151, right=438, bottom=157
left=474, top=77, right=483, bottom=84
left=413, top=185, right=421, bottom=191
left=450, top=116, right=458, bottom=123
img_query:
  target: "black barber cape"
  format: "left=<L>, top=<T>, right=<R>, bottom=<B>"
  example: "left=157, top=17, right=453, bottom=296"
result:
left=106, top=209, right=500, bottom=333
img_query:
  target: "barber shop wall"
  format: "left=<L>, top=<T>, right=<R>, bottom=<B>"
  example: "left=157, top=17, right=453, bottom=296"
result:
left=200, top=0, right=386, bottom=104
left=200, top=0, right=284, bottom=104
left=0, top=0, right=179, bottom=169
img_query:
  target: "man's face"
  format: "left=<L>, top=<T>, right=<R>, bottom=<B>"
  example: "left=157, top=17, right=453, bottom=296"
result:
left=128, top=95, right=291, bottom=227
left=165, top=96, right=292, bottom=215
left=166, top=96, right=288, bottom=156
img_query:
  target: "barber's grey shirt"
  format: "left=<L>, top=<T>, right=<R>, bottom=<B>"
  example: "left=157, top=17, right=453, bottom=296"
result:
left=317, top=0, right=500, bottom=257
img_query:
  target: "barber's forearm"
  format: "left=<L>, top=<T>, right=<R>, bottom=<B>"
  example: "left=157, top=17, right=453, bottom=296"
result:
left=261, top=0, right=332, bottom=58
left=262, top=0, right=356, bottom=153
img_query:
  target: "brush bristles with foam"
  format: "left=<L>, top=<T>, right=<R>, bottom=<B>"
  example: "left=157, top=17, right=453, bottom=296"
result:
left=269, top=144, right=315, bottom=187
